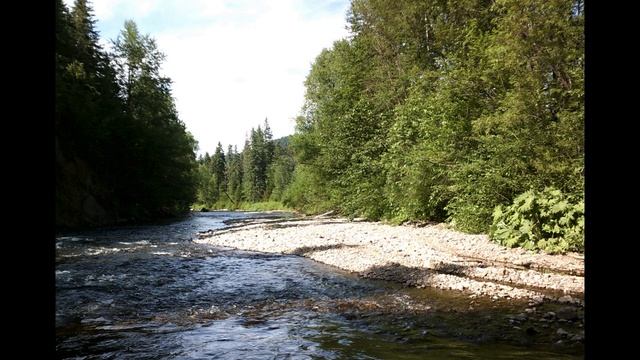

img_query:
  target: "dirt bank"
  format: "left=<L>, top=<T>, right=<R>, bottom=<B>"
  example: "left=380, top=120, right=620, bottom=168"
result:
left=195, top=216, right=584, bottom=303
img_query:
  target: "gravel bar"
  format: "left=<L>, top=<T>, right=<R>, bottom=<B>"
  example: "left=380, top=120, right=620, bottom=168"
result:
left=195, top=217, right=584, bottom=303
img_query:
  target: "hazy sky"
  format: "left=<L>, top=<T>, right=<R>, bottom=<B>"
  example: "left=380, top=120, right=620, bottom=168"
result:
left=63, top=0, right=350, bottom=156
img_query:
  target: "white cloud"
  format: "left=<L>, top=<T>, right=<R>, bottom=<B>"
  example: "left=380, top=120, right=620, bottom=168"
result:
left=91, top=0, right=121, bottom=20
left=62, top=0, right=350, bottom=156
left=63, top=0, right=152, bottom=21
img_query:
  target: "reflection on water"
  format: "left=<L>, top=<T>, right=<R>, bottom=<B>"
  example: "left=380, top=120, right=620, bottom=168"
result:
left=56, top=212, right=582, bottom=359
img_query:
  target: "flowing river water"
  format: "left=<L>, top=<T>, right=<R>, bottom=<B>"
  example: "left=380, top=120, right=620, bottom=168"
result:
left=56, top=211, right=583, bottom=359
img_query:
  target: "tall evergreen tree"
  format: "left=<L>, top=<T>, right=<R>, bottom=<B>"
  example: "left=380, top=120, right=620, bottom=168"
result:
left=263, top=118, right=275, bottom=166
left=111, top=20, right=197, bottom=218
left=56, top=0, right=125, bottom=226
left=211, top=142, right=227, bottom=201
left=227, top=145, right=244, bottom=205
left=242, top=137, right=256, bottom=201
left=56, top=9, right=197, bottom=227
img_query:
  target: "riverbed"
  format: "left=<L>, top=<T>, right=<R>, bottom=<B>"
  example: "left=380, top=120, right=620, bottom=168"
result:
left=56, top=211, right=583, bottom=359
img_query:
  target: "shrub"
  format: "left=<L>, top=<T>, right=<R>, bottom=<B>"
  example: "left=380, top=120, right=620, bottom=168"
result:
left=490, top=187, right=584, bottom=254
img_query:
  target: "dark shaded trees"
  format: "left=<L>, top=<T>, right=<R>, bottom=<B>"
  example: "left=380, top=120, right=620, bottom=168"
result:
left=56, top=0, right=124, bottom=226
left=108, top=20, right=197, bottom=219
left=56, top=2, right=197, bottom=227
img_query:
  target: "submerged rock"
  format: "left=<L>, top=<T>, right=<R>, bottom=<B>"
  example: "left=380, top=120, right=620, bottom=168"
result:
left=543, top=311, right=556, bottom=320
left=556, top=306, right=579, bottom=321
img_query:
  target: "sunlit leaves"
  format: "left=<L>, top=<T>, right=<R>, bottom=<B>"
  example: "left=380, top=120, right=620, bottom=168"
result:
left=490, top=188, right=584, bottom=254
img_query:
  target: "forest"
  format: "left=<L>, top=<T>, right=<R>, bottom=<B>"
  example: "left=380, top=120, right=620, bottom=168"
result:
left=56, top=0, right=584, bottom=254
left=283, top=0, right=585, bottom=253
left=56, top=0, right=198, bottom=227
left=193, top=120, right=295, bottom=211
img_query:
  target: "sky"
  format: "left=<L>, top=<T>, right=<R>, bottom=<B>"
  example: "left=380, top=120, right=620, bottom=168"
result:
left=63, top=0, right=351, bottom=156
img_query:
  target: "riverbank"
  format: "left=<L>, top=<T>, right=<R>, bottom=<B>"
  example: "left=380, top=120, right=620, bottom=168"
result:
left=195, top=216, right=584, bottom=303
left=191, top=201, right=293, bottom=212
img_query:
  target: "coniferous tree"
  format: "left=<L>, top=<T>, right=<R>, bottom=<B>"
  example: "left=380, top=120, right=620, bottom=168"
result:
left=56, top=0, right=124, bottom=226
left=227, top=145, right=244, bottom=205
left=263, top=118, right=275, bottom=166
left=211, top=142, right=227, bottom=201
left=242, top=137, right=256, bottom=201
left=57, top=8, right=198, bottom=227
left=110, top=20, right=197, bottom=218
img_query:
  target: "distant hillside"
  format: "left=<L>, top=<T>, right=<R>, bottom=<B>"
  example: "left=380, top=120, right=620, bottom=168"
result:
left=273, top=135, right=291, bottom=148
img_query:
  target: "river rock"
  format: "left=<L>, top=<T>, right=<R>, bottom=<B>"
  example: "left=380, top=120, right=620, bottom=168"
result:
left=528, top=297, right=545, bottom=307
left=556, top=328, right=569, bottom=338
left=542, top=311, right=556, bottom=320
left=555, top=306, right=579, bottom=321
left=558, top=295, right=579, bottom=304
left=514, top=313, right=528, bottom=322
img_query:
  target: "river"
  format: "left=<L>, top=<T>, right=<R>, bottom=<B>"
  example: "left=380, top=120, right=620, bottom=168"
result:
left=56, top=211, right=583, bottom=359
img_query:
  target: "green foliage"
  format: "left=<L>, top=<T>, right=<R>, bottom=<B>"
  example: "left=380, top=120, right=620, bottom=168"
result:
left=56, top=3, right=197, bottom=228
left=285, top=0, right=583, bottom=252
left=238, top=201, right=292, bottom=212
left=281, top=165, right=332, bottom=214
left=57, top=0, right=585, bottom=251
left=109, top=20, right=198, bottom=218
left=226, top=145, right=244, bottom=205
left=194, top=142, right=227, bottom=207
left=239, top=122, right=275, bottom=203
left=268, top=141, right=296, bottom=202
left=194, top=125, right=297, bottom=211
left=490, top=188, right=584, bottom=254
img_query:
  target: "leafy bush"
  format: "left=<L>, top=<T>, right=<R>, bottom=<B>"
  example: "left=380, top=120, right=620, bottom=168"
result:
left=490, top=187, right=584, bottom=254
left=281, top=165, right=333, bottom=214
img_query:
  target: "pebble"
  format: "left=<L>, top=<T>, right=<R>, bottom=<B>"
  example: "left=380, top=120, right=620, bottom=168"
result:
left=514, top=313, right=527, bottom=322
left=556, top=328, right=569, bottom=338
left=556, top=306, right=579, bottom=321
left=543, top=312, right=556, bottom=320
left=558, top=295, right=578, bottom=304
left=571, top=334, right=584, bottom=342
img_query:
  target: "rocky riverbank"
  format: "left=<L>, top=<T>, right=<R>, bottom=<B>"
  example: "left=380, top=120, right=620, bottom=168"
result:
left=195, top=216, right=584, bottom=304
